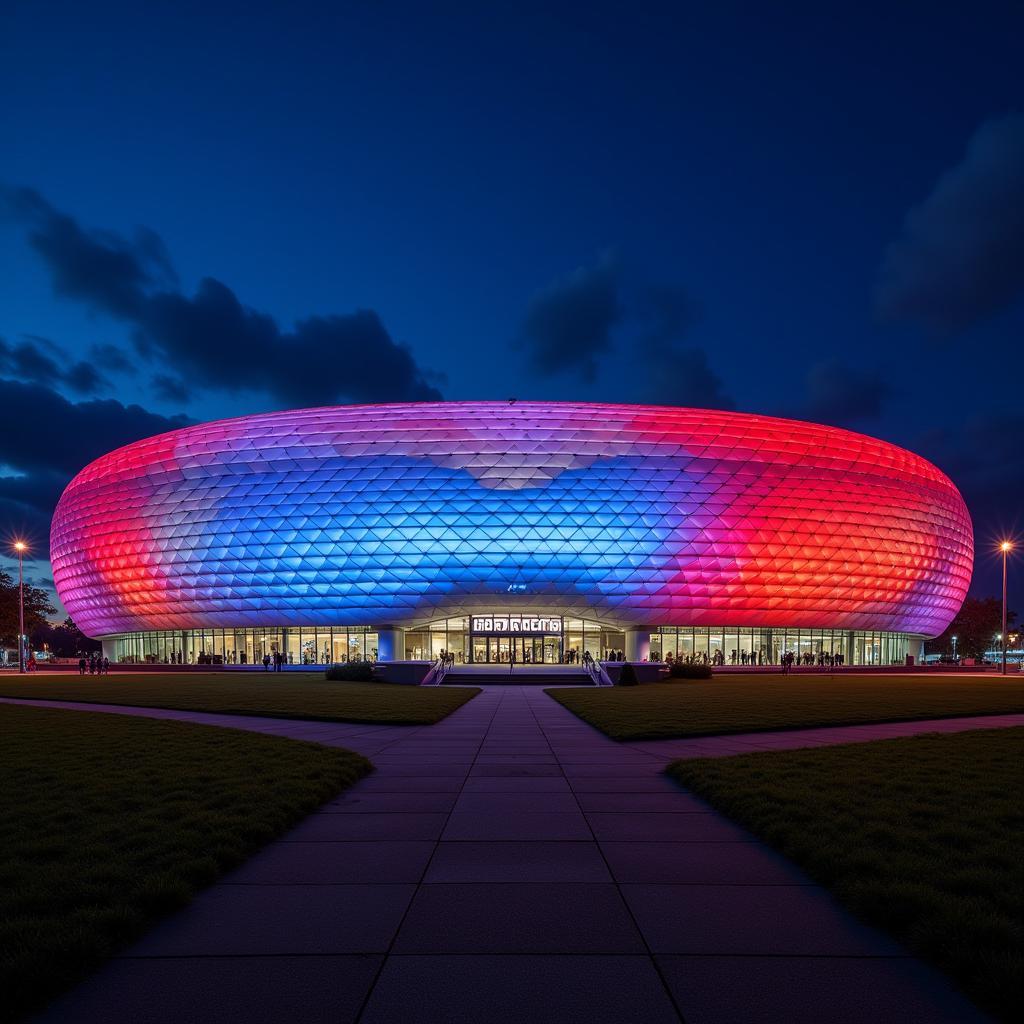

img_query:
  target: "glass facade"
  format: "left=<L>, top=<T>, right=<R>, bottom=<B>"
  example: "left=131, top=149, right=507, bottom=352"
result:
left=109, top=620, right=917, bottom=667
left=651, top=626, right=913, bottom=666
left=112, top=626, right=378, bottom=665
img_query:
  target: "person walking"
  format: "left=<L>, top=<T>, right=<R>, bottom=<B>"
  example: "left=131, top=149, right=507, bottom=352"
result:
left=78, top=656, right=87, bottom=675
left=101, top=656, right=110, bottom=674
left=262, top=652, right=271, bottom=671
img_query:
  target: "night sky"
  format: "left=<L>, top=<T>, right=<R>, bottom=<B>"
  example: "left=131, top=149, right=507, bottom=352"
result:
left=1, top=1, right=1021, bottom=617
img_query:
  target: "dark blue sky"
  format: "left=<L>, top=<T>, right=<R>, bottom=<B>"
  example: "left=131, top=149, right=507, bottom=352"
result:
left=1, top=0, right=1022, bottom=615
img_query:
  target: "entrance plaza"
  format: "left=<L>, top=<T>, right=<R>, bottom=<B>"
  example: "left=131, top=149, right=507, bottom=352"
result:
left=17, top=685, right=1004, bottom=1024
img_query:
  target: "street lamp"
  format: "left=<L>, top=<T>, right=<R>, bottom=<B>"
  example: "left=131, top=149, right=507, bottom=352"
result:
left=951, top=634, right=958, bottom=662
left=12, top=540, right=27, bottom=674
left=1000, top=541, right=1013, bottom=676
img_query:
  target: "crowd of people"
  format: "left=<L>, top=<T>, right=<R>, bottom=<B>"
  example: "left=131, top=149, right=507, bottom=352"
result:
left=77, top=654, right=110, bottom=674
left=663, top=648, right=846, bottom=669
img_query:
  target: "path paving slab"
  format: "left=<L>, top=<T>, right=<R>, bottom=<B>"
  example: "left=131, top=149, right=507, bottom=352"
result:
left=442, top=808, right=592, bottom=841
left=285, top=810, right=448, bottom=841
left=226, top=840, right=436, bottom=884
left=656, top=954, right=989, bottom=1024
left=600, top=840, right=810, bottom=884
left=393, top=882, right=647, bottom=954
left=36, top=955, right=383, bottom=1024
left=360, top=955, right=681, bottom=1024
left=128, top=884, right=415, bottom=956
left=424, top=841, right=611, bottom=883
left=623, top=883, right=906, bottom=956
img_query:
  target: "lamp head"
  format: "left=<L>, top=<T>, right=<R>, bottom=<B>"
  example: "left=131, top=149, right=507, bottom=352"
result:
left=13, top=540, right=27, bottom=553
left=1001, top=540, right=1013, bottom=553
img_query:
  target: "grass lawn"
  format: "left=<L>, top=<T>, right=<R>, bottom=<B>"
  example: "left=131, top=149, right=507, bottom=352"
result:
left=546, top=674, right=1024, bottom=740
left=668, top=728, right=1023, bottom=1022
left=0, top=673, right=479, bottom=724
left=1, top=703, right=370, bottom=1021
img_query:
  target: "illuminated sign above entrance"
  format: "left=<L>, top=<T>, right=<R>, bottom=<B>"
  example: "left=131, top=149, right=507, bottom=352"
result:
left=471, top=615, right=563, bottom=634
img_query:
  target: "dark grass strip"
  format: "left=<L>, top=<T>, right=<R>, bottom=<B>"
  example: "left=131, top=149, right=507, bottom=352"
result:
left=0, top=674, right=479, bottom=724
left=547, top=675, right=1024, bottom=740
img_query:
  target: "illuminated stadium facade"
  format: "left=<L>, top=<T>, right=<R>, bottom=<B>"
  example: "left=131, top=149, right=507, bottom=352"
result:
left=50, top=402, right=974, bottom=667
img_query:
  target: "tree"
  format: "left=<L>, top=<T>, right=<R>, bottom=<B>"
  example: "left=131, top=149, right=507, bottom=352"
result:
left=929, top=597, right=1017, bottom=660
left=32, top=616, right=101, bottom=658
left=0, top=569, right=56, bottom=647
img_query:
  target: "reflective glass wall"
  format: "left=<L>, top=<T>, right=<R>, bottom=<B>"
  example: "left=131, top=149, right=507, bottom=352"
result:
left=112, top=626, right=378, bottom=665
left=109, top=622, right=916, bottom=667
left=651, top=627, right=912, bottom=666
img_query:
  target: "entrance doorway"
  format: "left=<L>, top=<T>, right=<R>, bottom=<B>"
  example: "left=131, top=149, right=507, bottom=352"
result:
left=470, top=634, right=562, bottom=663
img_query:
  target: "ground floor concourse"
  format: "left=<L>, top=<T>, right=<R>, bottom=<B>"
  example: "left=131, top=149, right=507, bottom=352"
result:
left=105, top=613, right=923, bottom=667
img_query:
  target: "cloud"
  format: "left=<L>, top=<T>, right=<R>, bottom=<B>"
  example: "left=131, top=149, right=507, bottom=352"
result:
left=914, top=411, right=1024, bottom=597
left=89, top=343, right=138, bottom=374
left=876, top=113, right=1024, bottom=333
left=800, top=359, right=892, bottom=425
left=519, top=254, right=620, bottom=380
left=517, top=259, right=732, bottom=407
left=628, top=284, right=732, bottom=409
left=0, top=334, right=107, bottom=395
left=0, top=379, right=193, bottom=549
left=0, top=186, right=444, bottom=406
left=151, top=373, right=190, bottom=404
left=0, top=186, right=177, bottom=317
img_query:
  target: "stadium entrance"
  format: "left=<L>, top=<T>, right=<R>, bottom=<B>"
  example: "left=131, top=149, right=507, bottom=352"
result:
left=468, top=614, right=563, bottom=663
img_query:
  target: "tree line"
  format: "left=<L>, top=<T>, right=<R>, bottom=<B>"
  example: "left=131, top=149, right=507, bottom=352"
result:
left=0, top=569, right=100, bottom=656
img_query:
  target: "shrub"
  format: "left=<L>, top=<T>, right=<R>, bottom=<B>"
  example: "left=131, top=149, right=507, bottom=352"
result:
left=668, top=662, right=713, bottom=680
left=616, top=662, right=639, bottom=686
left=324, top=661, right=376, bottom=682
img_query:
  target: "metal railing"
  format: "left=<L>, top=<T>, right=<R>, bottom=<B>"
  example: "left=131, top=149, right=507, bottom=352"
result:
left=421, top=655, right=452, bottom=686
left=583, top=657, right=614, bottom=686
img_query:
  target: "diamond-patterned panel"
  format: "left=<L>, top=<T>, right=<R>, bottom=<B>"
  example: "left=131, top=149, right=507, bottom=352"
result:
left=49, top=402, right=973, bottom=638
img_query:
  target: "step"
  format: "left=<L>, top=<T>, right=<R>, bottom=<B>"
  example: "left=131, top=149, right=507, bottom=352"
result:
left=441, top=670, right=593, bottom=686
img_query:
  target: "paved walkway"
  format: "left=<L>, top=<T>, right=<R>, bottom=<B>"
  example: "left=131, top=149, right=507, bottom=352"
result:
left=12, top=690, right=1012, bottom=1023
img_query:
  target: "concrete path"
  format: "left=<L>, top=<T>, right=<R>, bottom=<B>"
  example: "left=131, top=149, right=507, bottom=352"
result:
left=12, top=689, right=1009, bottom=1023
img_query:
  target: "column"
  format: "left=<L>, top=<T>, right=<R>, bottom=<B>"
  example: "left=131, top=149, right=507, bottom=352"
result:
left=625, top=627, right=651, bottom=662
left=101, top=638, right=118, bottom=663
left=376, top=626, right=406, bottom=662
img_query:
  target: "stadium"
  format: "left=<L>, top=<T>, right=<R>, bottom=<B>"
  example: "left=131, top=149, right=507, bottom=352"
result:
left=49, top=402, right=973, bottom=668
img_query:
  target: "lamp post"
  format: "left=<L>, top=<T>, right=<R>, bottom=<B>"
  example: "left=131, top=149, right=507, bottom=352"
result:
left=13, top=540, right=27, bottom=674
left=951, top=634, right=958, bottom=663
left=1000, top=541, right=1013, bottom=676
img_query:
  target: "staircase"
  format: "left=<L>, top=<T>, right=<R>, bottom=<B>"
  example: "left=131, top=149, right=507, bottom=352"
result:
left=441, top=664, right=593, bottom=686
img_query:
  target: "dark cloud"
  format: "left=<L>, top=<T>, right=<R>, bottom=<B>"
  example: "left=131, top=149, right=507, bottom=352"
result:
left=914, top=411, right=1024, bottom=598
left=0, top=334, right=107, bottom=395
left=0, top=186, right=444, bottom=406
left=800, top=359, right=892, bottom=425
left=629, top=284, right=732, bottom=409
left=63, top=361, right=107, bottom=395
left=634, top=284, right=700, bottom=349
left=0, top=470, right=69, bottom=551
left=89, top=343, right=138, bottom=374
left=518, top=259, right=732, bottom=407
left=520, top=254, right=619, bottom=380
left=151, top=373, right=190, bottom=404
left=0, top=379, right=193, bottom=550
left=0, top=378, right=190, bottom=478
left=0, top=186, right=177, bottom=317
left=637, top=346, right=733, bottom=409
left=876, top=113, right=1024, bottom=333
